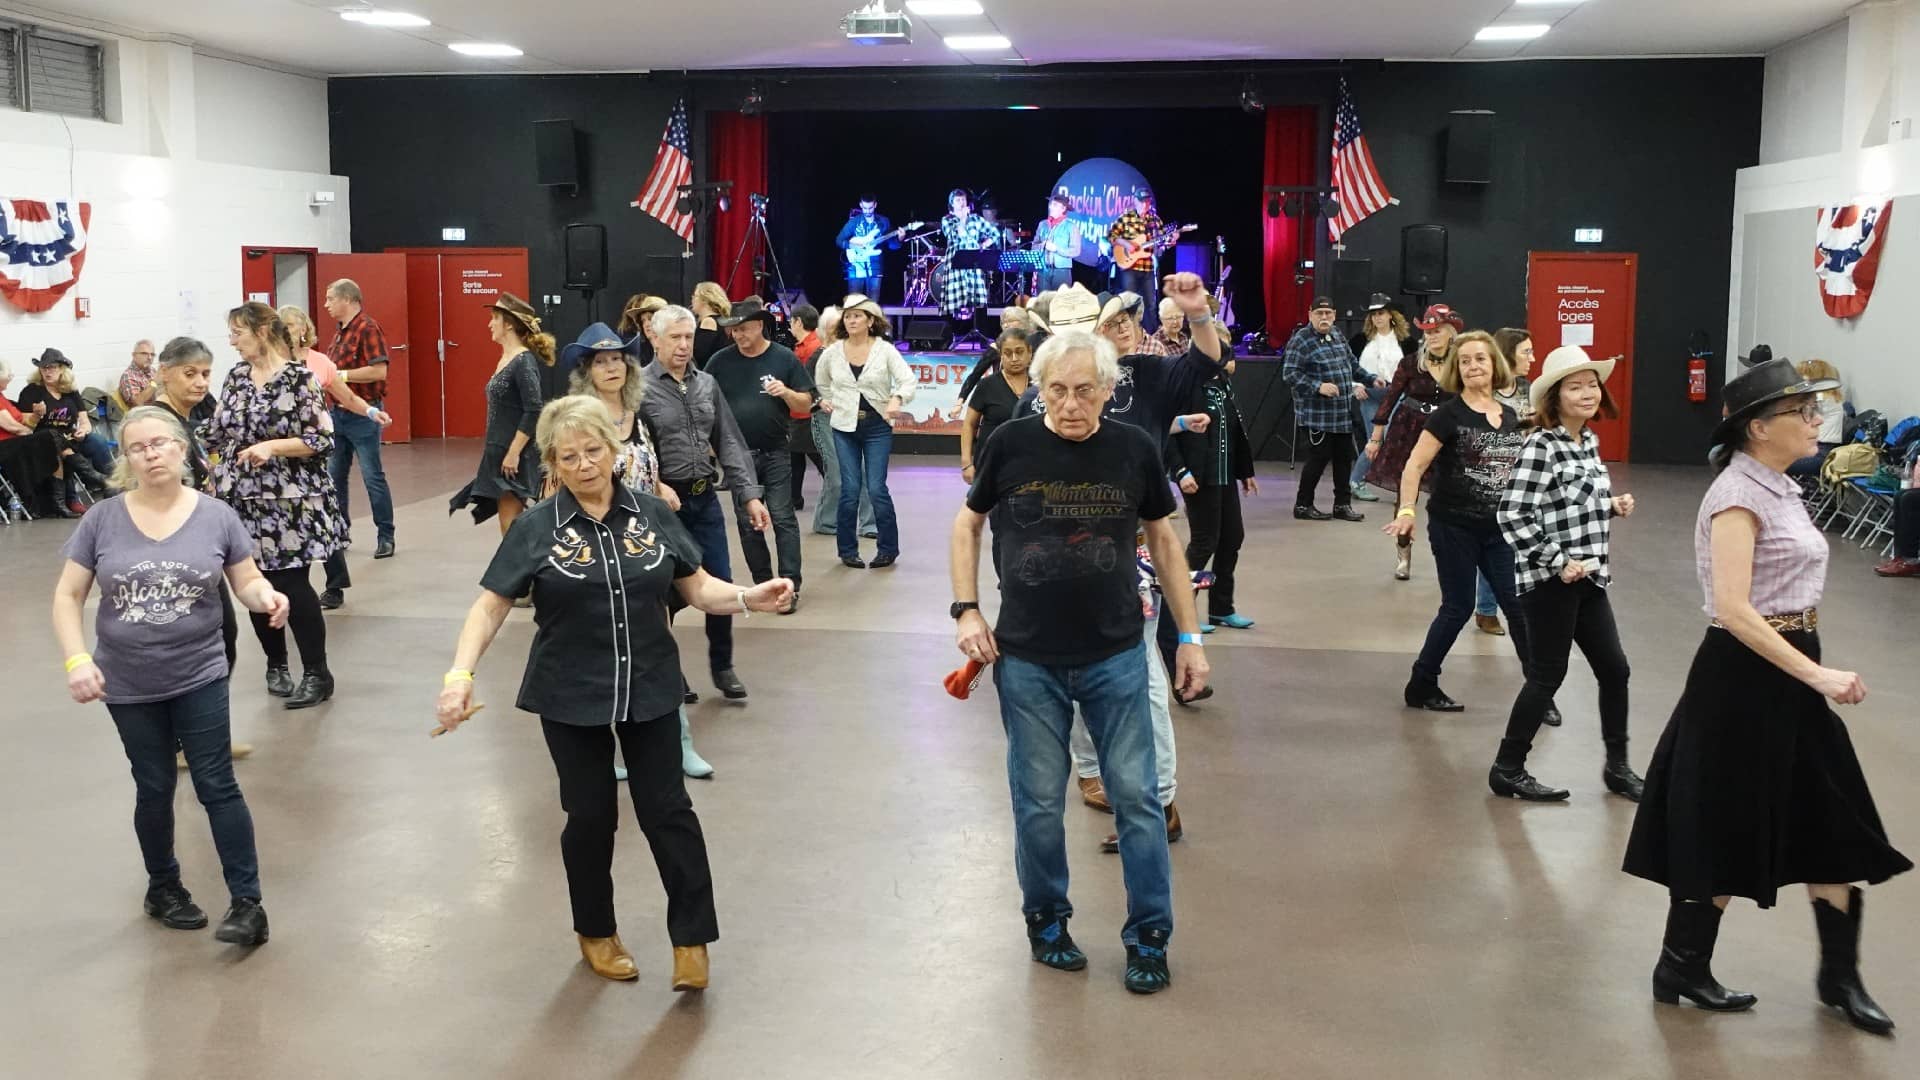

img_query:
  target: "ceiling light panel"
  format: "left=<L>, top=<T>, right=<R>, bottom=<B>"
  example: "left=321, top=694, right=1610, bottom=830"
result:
left=907, top=1, right=986, bottom=14
left=944, top=34, right=1012, bottom=50
left=1474, top=25, right=1550, bottom=41
left=339, top=10, right=431, bottom=27
left=449, top=42, right=524, bottom=57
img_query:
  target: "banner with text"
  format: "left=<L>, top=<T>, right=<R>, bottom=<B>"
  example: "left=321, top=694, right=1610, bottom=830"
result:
left=893, top=350, right=989, bottom=435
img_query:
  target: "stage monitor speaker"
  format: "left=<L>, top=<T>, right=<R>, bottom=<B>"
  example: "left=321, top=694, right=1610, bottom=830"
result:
left=1445, top=111, right=1493, bottom=185
left=534, top=119, right=579, bottom=188
left=564, top=223, right=607, bottom=291
left=905, top=318, right=950, bottom=350
left=1172, top=242, right=1210, bottom=279
left=1330, top=259, right=1372, bottom=319
left=1400, top=225, right=1448, bottom=295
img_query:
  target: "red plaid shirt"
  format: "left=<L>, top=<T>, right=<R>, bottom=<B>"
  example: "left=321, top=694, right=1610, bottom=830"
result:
left=328, top=311, right=391, bottom=404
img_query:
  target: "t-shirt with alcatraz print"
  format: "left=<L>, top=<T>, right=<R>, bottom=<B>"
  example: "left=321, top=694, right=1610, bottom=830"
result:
left=965, top=414, right=1175, bottom=666
left=61, top=492, right=257, bottom=704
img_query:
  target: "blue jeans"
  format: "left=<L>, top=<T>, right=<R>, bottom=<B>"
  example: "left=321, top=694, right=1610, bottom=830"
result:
left=72, top=430, right=115, bottom=472
left=1351, top=395, right=1396, bottom=485
left=669, top=485, right=735, bottom=673
left=105, top=678, right=261, bottom=900
left=1412, top=516, right=1532, bottom=683
left=996, top=642, right=1172, bottom=946
left=811, top=412, right=873, bottom=536
left=733, top=448, right=802, bottom=588
left=328, top=406, right=394, bottom=543
left=1475, top=572, right=1499, bottom=618
left=833, top=413, right=899, bottom=560
left=847, top=275, right=881, bottom=301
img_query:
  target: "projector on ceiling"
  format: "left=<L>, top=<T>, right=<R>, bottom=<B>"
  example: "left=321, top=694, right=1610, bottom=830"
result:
left=842, top=6, right=911, bottom=46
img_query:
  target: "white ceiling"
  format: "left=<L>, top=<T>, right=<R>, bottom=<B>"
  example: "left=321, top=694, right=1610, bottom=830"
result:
left=3, top=0, right=1853, bottom=75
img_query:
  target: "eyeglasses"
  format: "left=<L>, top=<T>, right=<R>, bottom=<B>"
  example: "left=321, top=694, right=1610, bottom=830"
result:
left=1767, top=401, right=1824, bottom=424
left=124, top=437, right=181, bottom=458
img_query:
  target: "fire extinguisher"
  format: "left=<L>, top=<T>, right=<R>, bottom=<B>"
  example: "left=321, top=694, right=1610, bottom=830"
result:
left=1686, top=331, right=1711, bottom=403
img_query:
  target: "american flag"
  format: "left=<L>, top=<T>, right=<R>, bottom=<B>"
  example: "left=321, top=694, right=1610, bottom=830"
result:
left=1329, top=79, right=1394, bottom=242
left=633, top=97, right=695, bottom=242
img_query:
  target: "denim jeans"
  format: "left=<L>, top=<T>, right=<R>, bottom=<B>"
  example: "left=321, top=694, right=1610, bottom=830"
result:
left=328, top=406, right=394, bottom=542
left=846, top=275, right=882, bottom=301
left=1411, top=515, right=1532, bottom=683
left=72, top=430, right=115, bottom=473
left=996, top=641, right=1172, bottom=945
left=1071, top=614, right=1176, bottom=805
left=1352, top=397, right=1400, bottom=485
left=1475, top=572, right=1499, bottom=618
left=670, top=485, right=735, bottom=674
left=105, top=678, right=261, bottom=900
left=833, top=412, right=899, bottom=560
left=733, top=448, right=802, bottom=588
left=810, top=412, right=873, bottom=536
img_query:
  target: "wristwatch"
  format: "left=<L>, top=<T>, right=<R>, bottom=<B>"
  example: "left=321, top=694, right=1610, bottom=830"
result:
left=950, top=601, right=980, bottom=619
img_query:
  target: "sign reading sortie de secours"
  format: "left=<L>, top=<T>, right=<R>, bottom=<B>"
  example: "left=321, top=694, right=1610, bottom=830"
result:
left=1048, top=158, right=1154, bottom=269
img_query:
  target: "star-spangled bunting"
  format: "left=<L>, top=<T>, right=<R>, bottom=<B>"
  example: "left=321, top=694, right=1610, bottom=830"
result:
left=0, top=199, right=92, bottom=313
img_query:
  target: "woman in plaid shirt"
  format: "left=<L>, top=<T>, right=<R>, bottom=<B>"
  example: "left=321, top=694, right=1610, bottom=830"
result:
left=1490, top=347, right=1640, bottom=803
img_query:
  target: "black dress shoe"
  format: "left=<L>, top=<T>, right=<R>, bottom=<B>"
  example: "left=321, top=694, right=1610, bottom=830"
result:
left=1488, top=764, right=1571, bottom=801
left=1542, top=705, right=1563, bottom=727
left=713, top=669, right=748, bottom=700
left=869, top=553, right=897, bottom=568
left=1603, top=761, right=1645, bottom=802
left=214, top=898, right=269, bottom=946
left=144, top=881, right=208, bottom=930
left=1174, top=686, right=1215, bottom=707
left=319, top=588, right=344, bottom=610
left=1404, top=679, right=1464, bottom=712
left=284, top=671, right=334, bottom=710
left=682, top=684, right=699, bottom=705
left=265, top=664, right=294, bottom=697
left=374, top=539, right=396, bottom=559
left=1293, top=505, right=1331, bottom=521
left=1331, top=505, right=1366, bottom=523
left=841, top=556, right=867, bottom=569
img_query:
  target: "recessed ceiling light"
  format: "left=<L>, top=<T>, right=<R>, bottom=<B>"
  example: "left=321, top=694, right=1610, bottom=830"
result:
left=449, top=42, right=523, bottom=57
left=907, top=0, right=985, bottom=14
left=944, top=34, right=1012, bottom=51
left=339, top=10, right=431, bottom=27
left=1513, top=0, right=1582, bottom=5
left=1475, top=25, right=1550, bottom=41
left=1006, top=105, right=1038, bottom=110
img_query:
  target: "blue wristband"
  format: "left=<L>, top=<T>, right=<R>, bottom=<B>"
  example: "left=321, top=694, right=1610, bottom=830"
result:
left=1176, top=415, right=1188, bottom=432
left=1178, top=632, right=1205, bottom=646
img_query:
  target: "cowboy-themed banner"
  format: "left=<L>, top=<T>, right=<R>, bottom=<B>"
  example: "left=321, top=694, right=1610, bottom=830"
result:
left=1814, top=197, right=1892, bottom=319
left=0, top=198, right=93, bottom=314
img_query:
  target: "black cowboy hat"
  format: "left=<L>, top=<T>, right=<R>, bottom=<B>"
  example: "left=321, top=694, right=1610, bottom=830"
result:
left=1738, top=343, right=1774, bottom=369
left=35, top=347, right=73, bottom=368
left=716, top=295, right=778, bottom=329
left=1710, top=357, right=1840, bottom=450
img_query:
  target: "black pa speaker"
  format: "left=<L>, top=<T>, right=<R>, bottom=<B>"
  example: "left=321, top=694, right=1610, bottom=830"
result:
left=534, top=119, right=579, bottom=188
left=1444, top=110, right=1493, bottom=185
left=1400, top=225, right=1448, bottom=295
left=1330, top=259, right=1373, bottom=320
left=905, top=318, right=950, bottom=350
left=564, top=223, right=607, bottom=291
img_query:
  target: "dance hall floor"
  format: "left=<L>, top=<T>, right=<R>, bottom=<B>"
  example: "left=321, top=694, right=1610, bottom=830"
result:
left=2, top=441, right=1916, bottom=1079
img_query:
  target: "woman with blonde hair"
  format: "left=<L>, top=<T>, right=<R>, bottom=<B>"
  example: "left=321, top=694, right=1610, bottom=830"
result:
left=17, top=349, right=111, bottom=512
left=689, top=281, right=731, bottom=369
left=435, top=395, right=795, bottom=990
left=279, top=305, right=391, bottom=427
left=449, top=294, right=555, bottom=532
left=1788, top=358, right=1847, bottom=478
left=1348, top=295, right=1415, bottom=503
left=1367, top=304, right=1461, bottom=579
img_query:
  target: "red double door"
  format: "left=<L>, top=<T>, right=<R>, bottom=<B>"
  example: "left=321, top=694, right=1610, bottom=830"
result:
left=392, top=249, right=531, bottom=439
left=1525, top=252, right=1638, bottom=462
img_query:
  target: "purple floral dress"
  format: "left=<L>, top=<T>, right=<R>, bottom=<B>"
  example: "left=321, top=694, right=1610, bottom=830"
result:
left=201, top=360, right=348, bottom=571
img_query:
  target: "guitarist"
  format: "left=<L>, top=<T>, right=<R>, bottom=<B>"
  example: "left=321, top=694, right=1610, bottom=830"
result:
left=1108, top=187, right=1166, bottom=329
left=835, top=194, right=899, bottom=300
left=1031, top=191, right=1082, bottom=291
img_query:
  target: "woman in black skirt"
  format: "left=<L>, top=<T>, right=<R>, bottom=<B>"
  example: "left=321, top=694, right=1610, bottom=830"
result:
left=449, top=295, right=554, bottom=532
left=1623, top=358, right=1911, bottom=1034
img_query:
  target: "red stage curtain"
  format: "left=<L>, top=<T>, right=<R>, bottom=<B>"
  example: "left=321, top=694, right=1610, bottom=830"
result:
left=708, top=111, right=769, bottom=300
left=1262, top=106, right=1316, bottom=338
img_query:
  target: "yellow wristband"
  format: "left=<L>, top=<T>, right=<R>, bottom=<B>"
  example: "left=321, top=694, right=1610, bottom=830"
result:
left=65, top=653, right=93, bottom=673
left=444, top=669, right=474, bottom=686
left=1397, top=507, right=1416, bottom=519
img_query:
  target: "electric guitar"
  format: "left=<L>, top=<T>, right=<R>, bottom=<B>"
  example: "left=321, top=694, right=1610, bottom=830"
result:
left=1112, top=222, right=1196, bottom=272
left=845, top=220, right=924, bottom=277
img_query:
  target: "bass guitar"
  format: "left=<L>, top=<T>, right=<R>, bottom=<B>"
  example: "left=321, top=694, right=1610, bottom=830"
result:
left=1111, top=222, right=1196, bottom=272
left=845, top=220, right=925, bottom=278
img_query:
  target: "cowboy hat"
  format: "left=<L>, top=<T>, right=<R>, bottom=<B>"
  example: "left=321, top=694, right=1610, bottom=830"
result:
left=486, top=293, right=542, bottom=335
left=1710, top=357, right=1840, bottom=450
left=717, top=295, right=778, bottom=329
left=840, top=294, right=887, bottom=328
left=1738, top=343, right=1773, bottom=369
left=1366, top=292, right=1393, bottom=312
left=1099, top=292, right=1146, bottom=328
left=1415, top=303, right=1464, bottom=332
left=1529, top=345, right=1618, bottom=415
left=559, top=322, right=640, bottom=369
left=1047, top=284, right=1102, bottom=330
left=35, top=347, right=74, bottom=368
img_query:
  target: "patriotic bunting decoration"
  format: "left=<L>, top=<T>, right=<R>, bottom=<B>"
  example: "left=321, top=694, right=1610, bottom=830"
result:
left=1814, top=198, right=1892, bottom=319
left=0, top=199, right=93, bottom=314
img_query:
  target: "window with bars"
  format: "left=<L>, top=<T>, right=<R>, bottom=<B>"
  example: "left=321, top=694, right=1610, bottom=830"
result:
left=0, top=20, right=106, bottom=120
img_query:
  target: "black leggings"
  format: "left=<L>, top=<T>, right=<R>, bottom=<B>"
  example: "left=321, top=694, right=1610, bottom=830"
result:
left=250, top=565, right=328, bottom=673
left=1497, top=577, right=1631, bottom=767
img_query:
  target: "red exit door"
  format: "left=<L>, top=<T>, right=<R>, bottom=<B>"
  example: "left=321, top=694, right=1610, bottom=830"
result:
left=1526, top=252, right=1637, bottom=461
left=313, top=253, right=412, bottom=444
left=392, top=249, right=530, bottom=439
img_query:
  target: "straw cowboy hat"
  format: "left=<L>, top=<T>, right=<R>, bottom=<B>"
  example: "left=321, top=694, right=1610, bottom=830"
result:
left=1529, top=345, right=1618, bottom=415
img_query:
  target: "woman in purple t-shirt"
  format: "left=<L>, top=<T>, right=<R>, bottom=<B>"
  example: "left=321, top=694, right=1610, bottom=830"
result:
left=51, top=406, right=291, bottom=949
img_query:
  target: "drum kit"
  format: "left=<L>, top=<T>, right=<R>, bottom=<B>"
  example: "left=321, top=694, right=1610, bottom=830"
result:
left=901, top=221, right=1038, bottom=308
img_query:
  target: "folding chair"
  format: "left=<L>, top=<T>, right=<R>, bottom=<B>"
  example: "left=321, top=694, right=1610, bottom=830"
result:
left=0, top=469, right=30, bottom=524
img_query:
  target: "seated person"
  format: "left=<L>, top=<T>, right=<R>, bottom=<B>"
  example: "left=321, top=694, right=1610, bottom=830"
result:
left=0, top=358, right=65, bottom=516
left=1874, top=452, right=1920, bottom=579
left=14, top=348, right=111, bottom=506
left=1788, top=358, right=1846, bottom=476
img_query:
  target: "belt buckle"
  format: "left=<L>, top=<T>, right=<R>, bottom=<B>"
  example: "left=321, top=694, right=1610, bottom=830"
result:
left=690, top=478, right=709, bottom=495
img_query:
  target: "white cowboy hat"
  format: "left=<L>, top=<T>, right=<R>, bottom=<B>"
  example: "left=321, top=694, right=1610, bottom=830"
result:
left=1529, top=345, right=1618, bottom=415
left=1047, top=284, right=1101, bottom=330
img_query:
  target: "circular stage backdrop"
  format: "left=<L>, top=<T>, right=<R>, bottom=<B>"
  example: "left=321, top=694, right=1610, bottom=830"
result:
left=1050, top=157, right=1150, bottom=268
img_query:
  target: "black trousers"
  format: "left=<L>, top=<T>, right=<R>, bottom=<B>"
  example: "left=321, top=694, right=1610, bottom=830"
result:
left=250, top=565, right=327, bottom=673
left=1498, top=577, right=1632, bottom=767
left=1182, top=483, right=1244, bottom=617
left=1895, top=489, right=1920, bottom=559
left=1296, top=427, right=1355, bottom=509
left=541, top=712, right=717, bottom=944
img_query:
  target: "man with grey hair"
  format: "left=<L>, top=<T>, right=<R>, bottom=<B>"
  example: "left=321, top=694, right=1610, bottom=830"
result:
left=952, top=328, right=1210, bottom=996
left=117, top=339, right=159, bottom=406
left=320, top=277, right=396, bottom=609
left=641, top=304, right=771, bottom=700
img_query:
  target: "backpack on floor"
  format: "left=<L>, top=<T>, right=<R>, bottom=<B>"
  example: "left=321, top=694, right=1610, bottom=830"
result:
left=1821, top=442, right=1882, bottom=487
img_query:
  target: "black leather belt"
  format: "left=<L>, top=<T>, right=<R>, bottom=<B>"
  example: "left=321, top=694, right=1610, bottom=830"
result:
left=666, top=476, right=711, bottom=496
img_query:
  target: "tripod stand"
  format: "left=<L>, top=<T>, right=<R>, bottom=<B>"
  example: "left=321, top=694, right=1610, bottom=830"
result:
left=727, top=194, right=794, bottom=308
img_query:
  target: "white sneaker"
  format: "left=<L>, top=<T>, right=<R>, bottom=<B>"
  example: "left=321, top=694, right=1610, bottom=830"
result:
left=1350, top=482, right=1381, bottom=502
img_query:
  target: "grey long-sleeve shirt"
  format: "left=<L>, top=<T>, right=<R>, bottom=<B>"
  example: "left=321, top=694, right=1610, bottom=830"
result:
left=639, top=359, right=764, bottom=502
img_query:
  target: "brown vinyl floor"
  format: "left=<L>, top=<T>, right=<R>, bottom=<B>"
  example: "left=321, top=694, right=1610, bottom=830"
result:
left=2, top=440, right=1916, bottom=1079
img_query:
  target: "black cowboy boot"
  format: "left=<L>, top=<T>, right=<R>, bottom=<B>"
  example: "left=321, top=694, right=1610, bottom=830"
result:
left=1652, top=900, right=1756, bottom=1012
left=1813, top=887, right=1895, bottom=1035
left=1602, top=744, right=1644, bottom=802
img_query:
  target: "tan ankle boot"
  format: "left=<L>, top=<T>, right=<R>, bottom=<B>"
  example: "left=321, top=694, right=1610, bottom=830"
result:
left=672, top=944, right=709, bottom=992
left=578, top=934, right=639, bottom=981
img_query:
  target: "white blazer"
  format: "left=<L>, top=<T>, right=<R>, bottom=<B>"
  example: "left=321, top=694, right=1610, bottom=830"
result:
left=817, top=338, right=919, bottom=432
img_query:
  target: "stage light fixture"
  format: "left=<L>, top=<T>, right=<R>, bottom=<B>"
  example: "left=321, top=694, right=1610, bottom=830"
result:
left=742, top=83, right=765, bottom=115
left=1474, top=25, right=1549, bottom=41
left=906, top=0, right=984, bottom=14
left=1320, top=194, right=1341, bottom=219
left=1239, top=76, right=1264, bottom=114
left=1266, top=196, right=1280, bottom=218
left=450, top=42, right=523, bottom=57
left=340, top=10, right=431, bottom=27
left=944, top=34, right=1012, bottom=51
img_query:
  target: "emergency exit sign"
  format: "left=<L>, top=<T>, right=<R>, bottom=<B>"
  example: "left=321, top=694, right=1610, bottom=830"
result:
left=1574, top=228, right=1604, bottom=244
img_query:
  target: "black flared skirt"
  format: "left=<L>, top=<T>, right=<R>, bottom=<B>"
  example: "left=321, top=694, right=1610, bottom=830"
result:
left=1622, top=627, right=1911, bottom=907
left=448, top=441, right=542, bottom=525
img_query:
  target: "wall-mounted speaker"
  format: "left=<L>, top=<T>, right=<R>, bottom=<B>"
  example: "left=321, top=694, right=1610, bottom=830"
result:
left=1330, top=259, right=1373, bottom=320
left=534, top=119, right=580, bottom=188
left=1400, top=225, right=1448, bottom=295
left=1445, top=110, right=1493, bottom=185
left=564, top=223, right=607, bottom=291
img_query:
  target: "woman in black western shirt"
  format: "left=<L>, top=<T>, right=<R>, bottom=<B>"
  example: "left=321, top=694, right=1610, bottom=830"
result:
left=435, top=397, right=794, bottom=991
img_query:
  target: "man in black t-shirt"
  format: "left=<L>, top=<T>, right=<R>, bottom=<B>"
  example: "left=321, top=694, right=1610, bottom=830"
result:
left=711, top=297, right=815, bottom=601
left=950, top=330, right=1210, bottom=996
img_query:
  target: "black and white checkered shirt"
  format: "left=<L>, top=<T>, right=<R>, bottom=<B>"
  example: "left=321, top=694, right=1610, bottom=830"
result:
left=1497, top=425, right=1618, bottom=594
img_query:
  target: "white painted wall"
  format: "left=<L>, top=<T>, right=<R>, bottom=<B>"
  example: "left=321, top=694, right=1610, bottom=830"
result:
left=1760, top=21, right=1848, bottom=165
left=0, top=26, right=347, bottom=399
